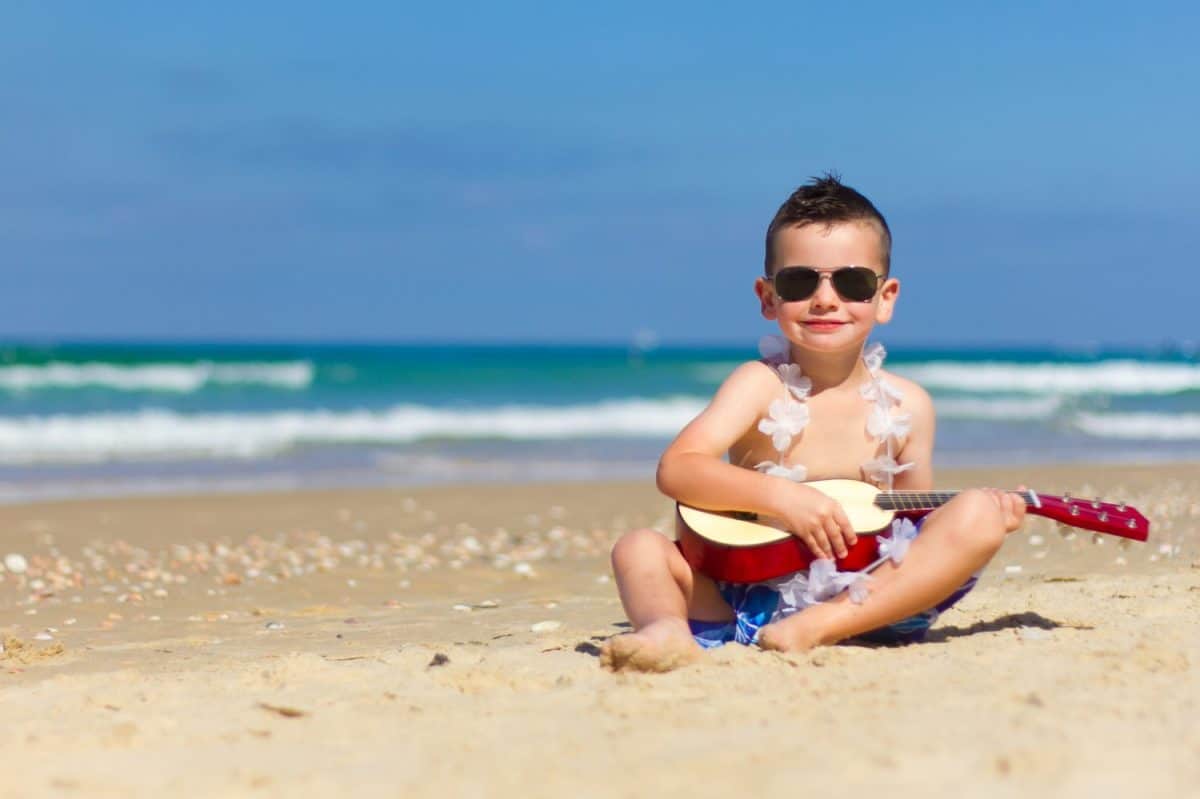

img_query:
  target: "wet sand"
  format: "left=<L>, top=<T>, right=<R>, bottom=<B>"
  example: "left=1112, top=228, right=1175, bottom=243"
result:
left=1, top=464, right=1198, bottom=798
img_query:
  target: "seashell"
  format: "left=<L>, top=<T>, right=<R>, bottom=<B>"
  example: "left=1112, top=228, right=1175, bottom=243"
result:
left=3, top=553, right=28, bottom=574
left=530, top=620, right=562, bottom=633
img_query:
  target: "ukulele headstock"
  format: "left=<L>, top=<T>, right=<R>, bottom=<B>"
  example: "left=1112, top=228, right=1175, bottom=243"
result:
left=1033, top=492, right=1149, bottom=542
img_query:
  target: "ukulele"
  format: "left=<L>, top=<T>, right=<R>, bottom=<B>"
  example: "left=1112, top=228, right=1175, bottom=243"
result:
left=675, top=479, right=1150, bottom=583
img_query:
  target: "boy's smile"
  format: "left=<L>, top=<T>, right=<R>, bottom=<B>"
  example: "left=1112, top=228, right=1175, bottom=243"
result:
left=755, top=221, right=898, bottom=356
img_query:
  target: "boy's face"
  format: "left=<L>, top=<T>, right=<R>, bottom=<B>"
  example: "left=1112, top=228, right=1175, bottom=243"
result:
left=754, top=221, right=899, bottom=355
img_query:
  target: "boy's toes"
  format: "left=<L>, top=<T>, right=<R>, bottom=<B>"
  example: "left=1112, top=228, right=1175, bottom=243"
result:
left=599, top=628, right=701, bottom=673
left=598, top=635, right=643, bottom=671
left=757, top=619, right=820, bottom=653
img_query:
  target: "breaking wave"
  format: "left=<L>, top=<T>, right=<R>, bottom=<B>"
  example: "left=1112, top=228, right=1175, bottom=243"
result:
left=0, top=361, right=314, bottom=393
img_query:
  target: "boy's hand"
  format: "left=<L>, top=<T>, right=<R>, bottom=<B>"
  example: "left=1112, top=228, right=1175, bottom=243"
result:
left=773, top=482, right=858, bottom=560
left=982, top=486, right=1027, bottom=533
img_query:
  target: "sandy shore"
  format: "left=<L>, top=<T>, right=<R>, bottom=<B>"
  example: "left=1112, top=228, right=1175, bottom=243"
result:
left=1, top=464, right=1197, bottom=798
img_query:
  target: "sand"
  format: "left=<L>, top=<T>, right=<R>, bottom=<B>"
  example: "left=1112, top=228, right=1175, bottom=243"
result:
left=1, top=464, right=1197, bottom=798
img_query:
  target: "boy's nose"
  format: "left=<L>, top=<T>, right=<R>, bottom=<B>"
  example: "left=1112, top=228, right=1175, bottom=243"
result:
left=810, top=273, right=840, bottom=307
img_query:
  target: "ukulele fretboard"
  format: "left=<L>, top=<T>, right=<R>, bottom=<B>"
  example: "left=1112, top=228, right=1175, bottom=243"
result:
left=875, top=491, right=959, bottom=511
left=876, top=490, right=1038, bottom=512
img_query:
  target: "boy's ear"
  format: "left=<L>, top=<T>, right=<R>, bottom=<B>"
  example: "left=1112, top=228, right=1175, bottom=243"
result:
left=755, top=276, right=778, bottom=320
left=875, top=277, right=900, bottom=324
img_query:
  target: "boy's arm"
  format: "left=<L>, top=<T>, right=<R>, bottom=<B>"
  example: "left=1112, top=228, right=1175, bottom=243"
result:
left=657, top=361, right=856, bottom=559
left=892, top=382, right=935, bottom=492
left=656, top=361, right=781, bottom=513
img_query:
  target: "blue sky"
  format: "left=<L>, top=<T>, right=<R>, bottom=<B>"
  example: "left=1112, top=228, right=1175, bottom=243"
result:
left=2, top=2, right=1198, bottom=346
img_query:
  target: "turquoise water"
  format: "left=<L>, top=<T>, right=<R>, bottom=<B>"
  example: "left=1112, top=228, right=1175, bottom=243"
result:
left=1, top=340, right=1198, bottom=501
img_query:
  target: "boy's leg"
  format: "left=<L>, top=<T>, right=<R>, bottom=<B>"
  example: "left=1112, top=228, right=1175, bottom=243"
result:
left=759, top=489, right=1007, bottom=652
left=600, top=527, right=732, bottom=672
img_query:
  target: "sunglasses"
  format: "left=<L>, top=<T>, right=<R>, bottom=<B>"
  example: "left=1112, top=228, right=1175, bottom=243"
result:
left=770, top=266, right=883, bottom=303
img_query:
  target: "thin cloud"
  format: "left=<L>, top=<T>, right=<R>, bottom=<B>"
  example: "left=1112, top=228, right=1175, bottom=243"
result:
left=152, top=117, right=647, bottom=179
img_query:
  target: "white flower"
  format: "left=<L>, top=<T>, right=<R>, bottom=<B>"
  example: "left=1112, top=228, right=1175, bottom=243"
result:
left=867, top=406, right=913, bottom=441
left=862, top=455, right=915, bottom=485
left=863, top=342, right=887, bottom=373
left=802, top=559, right=870, bottom=604
left=775, top=363, right=813, bottom=400
left=755, top=461, right=808, bottom=482
left=860, top=377, right=904, bottom=406
left=758, top=335, right=789, bottom=362
left=847, top=573, right=871, bottom=604
left=758, top=398, right=810, bottom=451
left=801, top=560, right=839, bottom=603
left=769, top=562, right=871, bottom=609
left=877, top=517, right=919, bottom=565
left=772, top=570, right=810, bottom=612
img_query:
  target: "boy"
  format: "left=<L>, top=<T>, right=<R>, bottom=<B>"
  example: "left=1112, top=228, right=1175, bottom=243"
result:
left=601, top=174, right=1026, bottom=673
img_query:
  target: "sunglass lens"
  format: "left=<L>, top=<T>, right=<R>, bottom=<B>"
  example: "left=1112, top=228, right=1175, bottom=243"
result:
left=831, top=267, right=879, bottom=301
left=773, top=268, right=819, bottom=301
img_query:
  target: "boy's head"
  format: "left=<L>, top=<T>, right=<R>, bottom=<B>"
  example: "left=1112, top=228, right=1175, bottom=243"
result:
left=756, top=174, right=899, bottom=353
left=764, top=173, right=891, bottom=277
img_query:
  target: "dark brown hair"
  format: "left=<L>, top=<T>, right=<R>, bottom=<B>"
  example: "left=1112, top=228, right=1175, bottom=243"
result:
left=764, top=172, right=892, bottom=275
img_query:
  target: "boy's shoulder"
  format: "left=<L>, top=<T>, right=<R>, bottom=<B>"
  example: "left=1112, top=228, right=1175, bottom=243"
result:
left=878, top=368, right=935, bottom=417
left=721, top=358, right=788, bottom=392
left=711, top=359, right=787, bottom=406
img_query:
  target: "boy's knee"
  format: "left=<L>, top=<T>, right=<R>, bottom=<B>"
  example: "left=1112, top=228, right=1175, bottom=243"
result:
left=610, top=527, right=671, bottom=571
left=946, top=489, right=1006, bottom=554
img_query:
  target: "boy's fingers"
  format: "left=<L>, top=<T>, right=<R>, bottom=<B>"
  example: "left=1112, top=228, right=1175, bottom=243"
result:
left=835, top=508, right=857, bottom=546
left=805, top=526, right=832, bottom=560
left=1005, top=494, right=1025, bottom=530
left=825, top=518, right=848, bottom=558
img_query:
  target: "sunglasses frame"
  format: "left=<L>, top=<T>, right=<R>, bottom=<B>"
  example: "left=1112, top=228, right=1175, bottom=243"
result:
left=769, top=265, right=884, bottom=303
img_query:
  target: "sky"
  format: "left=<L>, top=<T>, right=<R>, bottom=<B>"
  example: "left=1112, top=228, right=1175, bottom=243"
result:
left=2, top=2, right=1198, bottom=347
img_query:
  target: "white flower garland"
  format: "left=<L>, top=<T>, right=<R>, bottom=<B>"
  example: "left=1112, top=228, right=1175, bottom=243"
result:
left=755, top=336, right=916, bottom=614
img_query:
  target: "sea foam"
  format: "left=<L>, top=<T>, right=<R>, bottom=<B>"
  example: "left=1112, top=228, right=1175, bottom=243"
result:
left=0, top=397, right=707, bottom=463
left=896, top=360, right=1200, bottom=395
left=0, top=361, right=314, bottom=393
left=933, top=395, right=1064, bottom=421
left=1073, top=411, right=1200, bottom=440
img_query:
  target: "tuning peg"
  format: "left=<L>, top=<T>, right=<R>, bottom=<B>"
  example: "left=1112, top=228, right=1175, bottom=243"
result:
left=1117, top=502, right=1127, bottom=512
left=1092, top=533, right=1104, bottom=546
left=1070, top=505, right=1080, bottom=517
left=1099, top=511, right=1109, bottom=523
left=1126, top=518, right=1137, bottom=529
left=1119, top=538, right=1132, bottom=550
left=1091, top=498, right=1102, bottom=509
left=1062, top=491, right=1071, bottom=501
left=1057, top=523, right=1076, bottom=541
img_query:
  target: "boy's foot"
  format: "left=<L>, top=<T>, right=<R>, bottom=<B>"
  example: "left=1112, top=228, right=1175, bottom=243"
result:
left=600, top=618, right=702, bottom=673
left=757, top=611, right=826, bottom=653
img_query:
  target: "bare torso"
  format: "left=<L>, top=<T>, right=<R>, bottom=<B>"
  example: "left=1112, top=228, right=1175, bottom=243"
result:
left=728, top=363, right=912, bottom=483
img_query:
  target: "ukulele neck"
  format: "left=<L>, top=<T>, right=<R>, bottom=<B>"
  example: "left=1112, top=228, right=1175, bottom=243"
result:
left=876, top=490, right=1040, bottom=512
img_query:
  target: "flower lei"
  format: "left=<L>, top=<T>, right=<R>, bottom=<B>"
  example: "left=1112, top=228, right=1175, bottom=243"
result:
left=755, top=335, right=919, bottom=614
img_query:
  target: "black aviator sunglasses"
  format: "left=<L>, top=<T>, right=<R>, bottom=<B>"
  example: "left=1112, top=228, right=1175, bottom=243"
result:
left=770, top=266, right=883, bottom=303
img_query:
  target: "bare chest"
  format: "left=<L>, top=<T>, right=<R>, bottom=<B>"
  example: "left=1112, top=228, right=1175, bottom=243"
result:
left=730, top=391, right=895, bottom=481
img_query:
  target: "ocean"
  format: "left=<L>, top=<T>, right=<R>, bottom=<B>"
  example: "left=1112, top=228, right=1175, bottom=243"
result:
left=1, top=340, right=1198, bottom=503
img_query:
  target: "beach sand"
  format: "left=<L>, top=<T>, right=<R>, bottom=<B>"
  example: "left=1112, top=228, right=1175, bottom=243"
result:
left=1, top=464, right=1197, bottom=798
